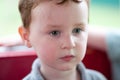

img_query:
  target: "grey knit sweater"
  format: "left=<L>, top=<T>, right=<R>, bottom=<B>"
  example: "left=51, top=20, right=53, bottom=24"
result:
left=23, top=59, right=107, bottom=80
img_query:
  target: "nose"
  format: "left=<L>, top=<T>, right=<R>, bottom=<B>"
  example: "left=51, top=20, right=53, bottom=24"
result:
left=61, top=35, right=76, bottom=49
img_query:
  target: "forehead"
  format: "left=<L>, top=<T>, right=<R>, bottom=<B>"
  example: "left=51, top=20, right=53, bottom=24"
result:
left=30, top=1, right=88, bottom=27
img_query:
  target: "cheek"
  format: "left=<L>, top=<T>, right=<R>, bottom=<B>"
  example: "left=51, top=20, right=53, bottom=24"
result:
left=77, top=37, right=87, bottom=61
left=33, top=41, right=59, bottom=62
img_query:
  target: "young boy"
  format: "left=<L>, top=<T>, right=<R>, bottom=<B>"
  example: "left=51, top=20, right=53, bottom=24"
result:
left=18, top=0, right=106, bottom=80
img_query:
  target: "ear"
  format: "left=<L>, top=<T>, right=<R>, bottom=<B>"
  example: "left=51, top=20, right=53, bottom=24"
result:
left=18, top=26, right=32, bottom=48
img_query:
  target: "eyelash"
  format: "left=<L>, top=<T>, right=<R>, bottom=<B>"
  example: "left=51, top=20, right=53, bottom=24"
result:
left=49, top=30, right=60, bottom=37
left=49, top=28, right=82, bottom=37
left=72, top=28, right=82, bottom=34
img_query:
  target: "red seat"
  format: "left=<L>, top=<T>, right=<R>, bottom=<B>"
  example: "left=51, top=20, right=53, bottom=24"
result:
left=0, top=51, right=37, bottom=80
left=0, top=47, right=112, bottom=80
left=83, top=47, right=112, bottom=80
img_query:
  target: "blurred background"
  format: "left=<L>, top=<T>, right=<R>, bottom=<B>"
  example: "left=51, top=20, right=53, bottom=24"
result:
left=0, top=1, right=119, bottom=80
left=0, top=0, right=120, bottom=37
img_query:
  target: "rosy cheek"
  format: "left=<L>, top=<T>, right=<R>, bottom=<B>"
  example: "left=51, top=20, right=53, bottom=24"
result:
left=39, top=44, right=57, bottom=60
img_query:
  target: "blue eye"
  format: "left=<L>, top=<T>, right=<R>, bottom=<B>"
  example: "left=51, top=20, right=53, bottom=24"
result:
left=50, top=30, right=60, bottom=36
left=72, top=28, right=81, bottom=34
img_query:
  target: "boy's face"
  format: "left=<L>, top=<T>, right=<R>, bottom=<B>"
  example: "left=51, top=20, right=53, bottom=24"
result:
left=20, top=1, right=88, bottom=71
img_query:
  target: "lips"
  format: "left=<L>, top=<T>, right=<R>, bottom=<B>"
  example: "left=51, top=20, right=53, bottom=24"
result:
left=60, top=55, right=75, bottom=61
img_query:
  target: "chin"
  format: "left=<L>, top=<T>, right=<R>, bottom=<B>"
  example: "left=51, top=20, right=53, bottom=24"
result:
left=57, top=64, right=76, bottom=71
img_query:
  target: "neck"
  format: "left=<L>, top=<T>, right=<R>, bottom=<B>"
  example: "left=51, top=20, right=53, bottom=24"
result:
left=40, top=65, right=80, bottom=80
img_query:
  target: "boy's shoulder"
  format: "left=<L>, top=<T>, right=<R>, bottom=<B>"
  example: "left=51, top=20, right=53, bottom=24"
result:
left=78, top=63, right=107, bottom=80
left=85, top=69, right=107, bottom=80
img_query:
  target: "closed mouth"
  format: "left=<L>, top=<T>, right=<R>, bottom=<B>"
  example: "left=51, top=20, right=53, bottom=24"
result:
left=60, top=55, right=75, bottom=61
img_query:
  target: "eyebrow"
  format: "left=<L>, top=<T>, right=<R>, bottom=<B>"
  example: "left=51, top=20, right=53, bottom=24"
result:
left=74, top=23, right=86, bottom=27
left=74, top=23, right=87, bottom=30
left=46, top=22, right=86, bottom=29
left=46, top=24, right=62, bottom=28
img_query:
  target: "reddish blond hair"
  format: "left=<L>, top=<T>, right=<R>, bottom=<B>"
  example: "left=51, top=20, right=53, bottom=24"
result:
left=19, top=0, right=89, bottom=28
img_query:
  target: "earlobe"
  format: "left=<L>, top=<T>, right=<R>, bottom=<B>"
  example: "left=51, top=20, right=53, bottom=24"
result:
left=18, top=26, right=32, bottom=48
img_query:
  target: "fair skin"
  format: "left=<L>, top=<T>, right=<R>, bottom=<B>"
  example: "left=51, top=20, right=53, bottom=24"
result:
left=19, top=1, right=88, bottom=80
